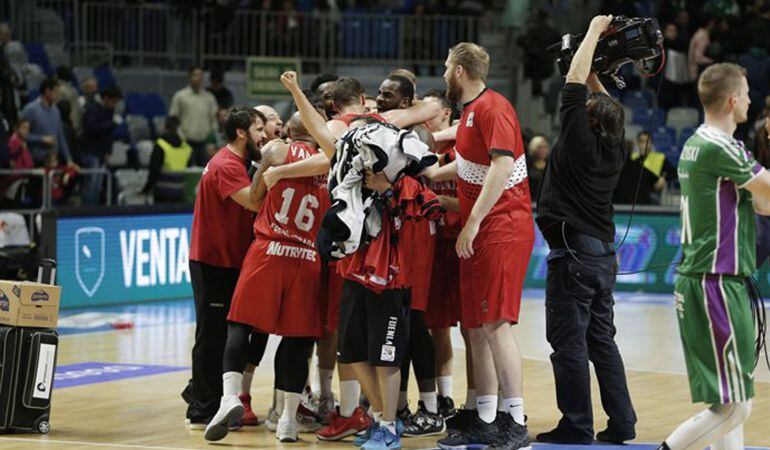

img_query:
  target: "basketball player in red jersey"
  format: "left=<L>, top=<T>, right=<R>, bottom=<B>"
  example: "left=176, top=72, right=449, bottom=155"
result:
left=436, top=43, right=534, bottom=450
left=204, top=113, right=329, bottom=444
left=421, top=90, right=465, bottom=420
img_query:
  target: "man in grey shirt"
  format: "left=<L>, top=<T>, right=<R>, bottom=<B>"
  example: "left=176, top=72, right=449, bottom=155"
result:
left=21, top=77, right=77, bottom=168
left=169, top=67, right=218, bottom=166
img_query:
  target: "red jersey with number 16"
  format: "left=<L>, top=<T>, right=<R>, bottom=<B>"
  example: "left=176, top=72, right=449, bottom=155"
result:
left=455, top=89, right=533, bottom=246
left=253, top=142, right=331, bottom=249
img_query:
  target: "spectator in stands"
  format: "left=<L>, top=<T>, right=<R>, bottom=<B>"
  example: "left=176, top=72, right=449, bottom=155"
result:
left=169, top=67, right=218, bottom=166
left=627, top=131, right=676, bottom=204
left=56, top=66, right=82, bottom=132
left=1, top=119, right=32, bottom=205
left=255, top=105, right=283, bottom=141
left=142, top=116, right=193, bottom=203
left=207, top=69, right=234, bottom=110
left=516, top=10, right=561, bottom=96
left=79, top=86, right=123, bottom=205
left=79, top=77, right=99, bottom=108
left=21, top=77, right=77, bottom=168
left=526, top=135, right=550, bottom=198
left=0, top=22, right=18, bottom=126
left=688, top=13, right=716, bottom=82
left=57, top=100, right=79, bottom=166
left=0, top=91, right=7, bottom=169
left=736, top=39, right=770, bottom=140
left=753, top=116, right=770, bottom=267
left=660, top=22, right=693, bottom=110
left=310, top=73, right=338, bottom=119
left=43, top=150, right=77, bottom=206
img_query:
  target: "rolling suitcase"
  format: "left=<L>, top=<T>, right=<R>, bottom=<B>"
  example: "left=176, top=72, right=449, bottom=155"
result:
left=0, top=259, right=58, bottom=434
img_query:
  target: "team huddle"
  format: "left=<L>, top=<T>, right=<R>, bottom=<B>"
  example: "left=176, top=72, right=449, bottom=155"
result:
left=186, top=42, right=534, bottom=450
left=184, top=22, right=769, bottom=450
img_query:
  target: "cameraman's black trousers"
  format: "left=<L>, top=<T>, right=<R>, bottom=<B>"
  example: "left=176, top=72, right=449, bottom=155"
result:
left=544, top=230, right=636, bottom=440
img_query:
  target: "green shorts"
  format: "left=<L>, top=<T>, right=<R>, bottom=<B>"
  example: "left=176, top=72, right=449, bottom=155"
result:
left=674, top=273, right=755, bottom=404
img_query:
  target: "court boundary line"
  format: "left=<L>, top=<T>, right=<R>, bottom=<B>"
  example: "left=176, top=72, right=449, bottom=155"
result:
left=0, top=436, right=198, bottom=450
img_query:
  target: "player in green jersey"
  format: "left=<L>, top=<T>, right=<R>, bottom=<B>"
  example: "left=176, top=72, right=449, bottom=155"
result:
left=658, top=63, right=770, bottom=450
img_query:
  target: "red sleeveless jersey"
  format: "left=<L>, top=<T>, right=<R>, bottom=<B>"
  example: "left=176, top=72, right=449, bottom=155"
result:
left=253, top=142, right=330, bottom=249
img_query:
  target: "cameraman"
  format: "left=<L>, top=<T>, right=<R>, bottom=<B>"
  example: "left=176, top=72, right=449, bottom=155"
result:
left=536, top=15, right=637, bottom=445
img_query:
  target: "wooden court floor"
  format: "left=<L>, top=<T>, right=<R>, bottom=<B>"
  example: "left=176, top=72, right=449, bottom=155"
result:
left=1, top=296, right=768, bottom=450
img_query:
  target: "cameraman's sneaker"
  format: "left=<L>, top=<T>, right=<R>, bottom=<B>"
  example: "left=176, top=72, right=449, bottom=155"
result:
left=317, top=406, right=372, bottom=441
left=276, top=414, right=299, bottom=443
left=362, top=424, right=401, bottom=450
left=204, top=395, right=243, bottom=441
left=239, top=394, right=260, bottom=426
left=437, top=414, right=499, bottom=450
left=403, top=401, right=446, bottom=437
left=438, top=395, right=457, bottom=419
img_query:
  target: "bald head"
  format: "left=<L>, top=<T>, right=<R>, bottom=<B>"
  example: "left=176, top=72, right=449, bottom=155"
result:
left=288, top=111, right=314, bottom=144
left=255, top=105, right=283, bottom=140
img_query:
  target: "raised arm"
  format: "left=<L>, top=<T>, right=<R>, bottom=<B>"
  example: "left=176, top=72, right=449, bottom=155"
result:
left=382, top=99, right=441, bottom=129
left=565, top=15, right=613, bottom=85
left=280, top=71, right=336, bottom=158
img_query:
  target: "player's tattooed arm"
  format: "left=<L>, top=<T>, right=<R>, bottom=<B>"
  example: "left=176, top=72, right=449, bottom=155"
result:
left=383, top=100, right=441, bottom=129
left=251, top=140, right=289, bottom=209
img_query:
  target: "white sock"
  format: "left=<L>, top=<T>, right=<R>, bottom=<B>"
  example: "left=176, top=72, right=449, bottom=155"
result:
left=505, top=397, right=525, bottom=425
left=223, top=371, right=242, bottom=397
left=319, top=368, right=334, bottom=399
left=497, top=391, right=505, bottom=412
left=280, top=392, right=301, bottom=422
left=477, top=395, right=497, bottom=423
left=466, top=389, right=477, bottom=409
left=339, top=380, right=361, bottom=418
left=437, top=376, right=453, bottom=397
left=420, top=391, right=438, bottom=414
left=372, top=410, right=383, bottom=423
left=398, top=391, right=408, bottom=411
left=712, top=423, right=744, bottom=450
left=382, top=420, right=396, bottom=435
left=240, top=370, right=254, bottom=396
left=275, top=389, right=286, bottom=416
left=665, top=401, right=752, bottom=450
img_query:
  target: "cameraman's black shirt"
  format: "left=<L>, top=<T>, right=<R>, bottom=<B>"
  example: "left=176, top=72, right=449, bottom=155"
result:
left=536, top=83, right=626, bottom=244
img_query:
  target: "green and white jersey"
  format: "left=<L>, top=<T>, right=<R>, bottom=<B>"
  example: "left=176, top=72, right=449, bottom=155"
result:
left=678, top=124, right=765, bottom=277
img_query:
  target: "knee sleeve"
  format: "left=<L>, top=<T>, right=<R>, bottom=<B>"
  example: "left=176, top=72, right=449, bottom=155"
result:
left=247, top=331, right=269, bottom=366
left=275, top=337, right=316, bottom=393
left=223, top=322, right=253, bottom=373
left=409, top=310, right=436, bottom=382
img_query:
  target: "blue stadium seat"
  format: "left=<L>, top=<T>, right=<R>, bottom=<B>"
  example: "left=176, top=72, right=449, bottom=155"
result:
left=113, top=121, right=130, bottom=143
left=652, top=127, right=676, bottom=151
left=93, top=66, right=116, bottom=89
left=124, top=92, right=148, bottom=116
left=678, top=126, right=696, bottom=148
left=623, top=89, right=656, bottom=109
left=24, top=43, right=53, bottom=76
left=144, top=93, right=167, bottom=118
left=633, top=108, right=665, bottom=128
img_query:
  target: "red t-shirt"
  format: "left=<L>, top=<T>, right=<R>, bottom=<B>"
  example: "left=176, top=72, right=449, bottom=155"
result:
left=253, top=142, right=330, bottom=248
left=455, top=89, right=534, bottom=246
left=189, top=147, right=254, bottom=269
